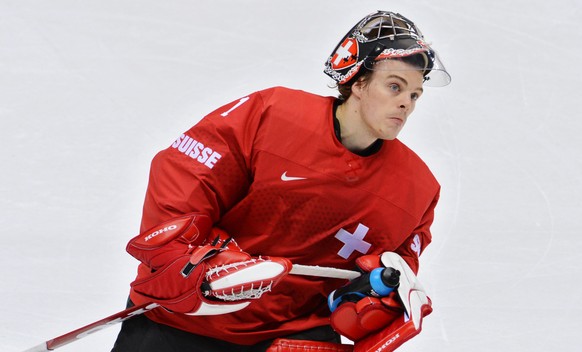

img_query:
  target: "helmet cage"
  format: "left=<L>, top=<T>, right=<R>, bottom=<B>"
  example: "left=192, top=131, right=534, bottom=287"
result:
left=324, top=11, right=451, bottom=87
left=354, top=11, right=423, bottom=43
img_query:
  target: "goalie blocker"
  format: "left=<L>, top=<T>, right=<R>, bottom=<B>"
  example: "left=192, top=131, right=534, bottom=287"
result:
left=267, top=253, right=432, bottom=352
left=316, top=253, right=432, bottom=352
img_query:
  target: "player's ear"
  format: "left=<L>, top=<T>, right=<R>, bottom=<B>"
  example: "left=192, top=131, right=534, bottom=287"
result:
left=350, top=76, right=368, bottom=100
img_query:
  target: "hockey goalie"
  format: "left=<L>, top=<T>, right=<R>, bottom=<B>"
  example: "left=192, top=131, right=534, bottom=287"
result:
left=111, top=9, right=450, bottom=352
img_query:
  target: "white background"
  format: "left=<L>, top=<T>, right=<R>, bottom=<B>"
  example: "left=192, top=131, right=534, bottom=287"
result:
left=2, top=0, right=581, bottom=351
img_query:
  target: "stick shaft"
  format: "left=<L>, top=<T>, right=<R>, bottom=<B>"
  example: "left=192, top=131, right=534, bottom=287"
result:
left=21, top=303, right=159, bottom=351
left=21, top=263, right=358, bottom=351
left=291, top=264, right=360, bottom=280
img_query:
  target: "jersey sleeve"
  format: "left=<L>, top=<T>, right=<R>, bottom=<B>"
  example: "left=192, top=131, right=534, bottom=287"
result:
left=394, top=187, right=440, bottom=274
left=140, top=92, right=265, bottom=232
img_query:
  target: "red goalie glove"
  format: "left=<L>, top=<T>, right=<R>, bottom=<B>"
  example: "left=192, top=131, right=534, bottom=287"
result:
left=329, top=255, right=403, bottom=341
left=126, top=213, right=292, bottom=315
left=330, top=253, right=432, bottom=352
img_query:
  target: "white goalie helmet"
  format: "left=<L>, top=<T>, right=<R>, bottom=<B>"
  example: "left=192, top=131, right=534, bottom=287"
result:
left=324, top=11, right=451, bottom=87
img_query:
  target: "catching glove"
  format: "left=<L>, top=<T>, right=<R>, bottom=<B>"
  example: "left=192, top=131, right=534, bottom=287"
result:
left=126, top=213, right=292, bottom=315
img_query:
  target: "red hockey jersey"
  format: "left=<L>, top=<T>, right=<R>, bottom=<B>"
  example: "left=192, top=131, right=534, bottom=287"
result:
left=129, top=86, right=440, bottom=345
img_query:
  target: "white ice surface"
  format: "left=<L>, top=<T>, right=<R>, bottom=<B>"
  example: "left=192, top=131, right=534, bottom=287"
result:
left=2, top=1, right=582, bottom=351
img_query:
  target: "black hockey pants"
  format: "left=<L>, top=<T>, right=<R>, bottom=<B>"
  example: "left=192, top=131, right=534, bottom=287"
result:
left=111, top=300, right=340, bottom=352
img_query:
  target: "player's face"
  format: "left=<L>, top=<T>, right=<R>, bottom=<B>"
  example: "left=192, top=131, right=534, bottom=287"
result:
left=353, top=60, right=424, bottom=141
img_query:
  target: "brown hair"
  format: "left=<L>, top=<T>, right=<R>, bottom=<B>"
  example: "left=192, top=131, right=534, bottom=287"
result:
left=335, top=55, right=428, bottom=101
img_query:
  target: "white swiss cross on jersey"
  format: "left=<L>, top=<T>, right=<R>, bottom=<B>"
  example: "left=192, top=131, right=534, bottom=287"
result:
left=335, top=223, right=372, bottom=259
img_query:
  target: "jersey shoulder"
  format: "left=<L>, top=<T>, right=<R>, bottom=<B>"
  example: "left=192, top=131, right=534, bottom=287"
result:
left=255, top=87, right=336, bottom=129
left=388, top=139, right=440, bottom=189
left=259, top=86, right=334, bottom=107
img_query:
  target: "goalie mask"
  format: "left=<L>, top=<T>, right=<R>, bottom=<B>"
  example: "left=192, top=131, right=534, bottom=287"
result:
left=324, top=11, right=451, bottom=87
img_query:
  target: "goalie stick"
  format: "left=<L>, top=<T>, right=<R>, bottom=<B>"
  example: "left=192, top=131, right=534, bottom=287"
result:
left=22, top=264, right=360, bottom=352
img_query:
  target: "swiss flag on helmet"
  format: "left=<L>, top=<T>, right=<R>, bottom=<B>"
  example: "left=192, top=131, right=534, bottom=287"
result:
left=331, top=37, right=358, bottom=70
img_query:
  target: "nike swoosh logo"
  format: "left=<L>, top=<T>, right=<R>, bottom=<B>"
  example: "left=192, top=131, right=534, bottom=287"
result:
left=281, top=171, right=307, bottom=181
